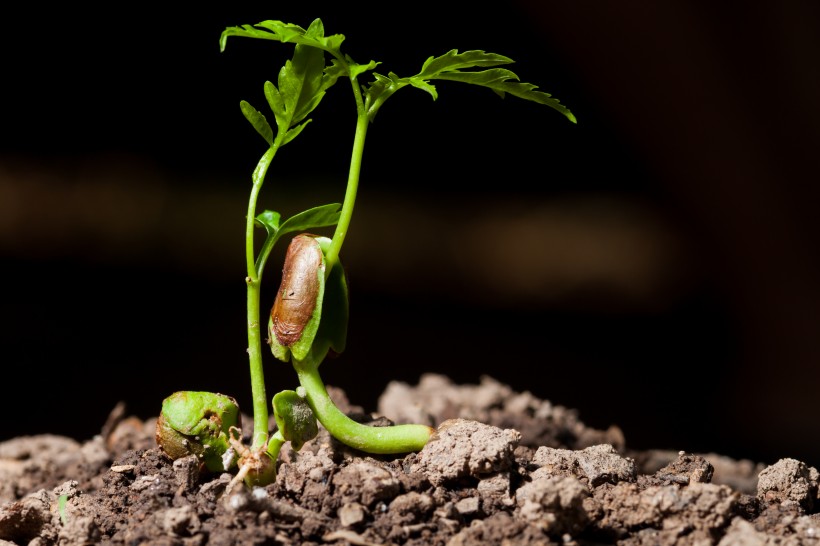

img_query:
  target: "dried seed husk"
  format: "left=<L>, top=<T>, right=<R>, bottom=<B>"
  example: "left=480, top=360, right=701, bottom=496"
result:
left=269, top=234, right=325, bottom=362
left=269, top=234, right=349, bottom=364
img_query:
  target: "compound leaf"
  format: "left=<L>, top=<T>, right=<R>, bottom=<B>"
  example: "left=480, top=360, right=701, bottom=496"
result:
left=240, top=100, right=274, bottom=145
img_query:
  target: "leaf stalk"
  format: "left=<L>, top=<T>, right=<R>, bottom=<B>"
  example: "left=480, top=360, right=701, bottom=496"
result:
left=324, top=89, right=368, bottom=275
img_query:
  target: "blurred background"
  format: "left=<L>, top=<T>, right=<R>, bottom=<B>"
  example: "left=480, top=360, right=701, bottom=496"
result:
left=2, top=2, right=819, bottom=468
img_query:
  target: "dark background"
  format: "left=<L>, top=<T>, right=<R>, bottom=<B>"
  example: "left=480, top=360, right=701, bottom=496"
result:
left=2, top=2, right=819, bottom=468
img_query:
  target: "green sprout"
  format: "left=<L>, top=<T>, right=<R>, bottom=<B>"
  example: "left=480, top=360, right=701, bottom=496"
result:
left=58, top=494, right=68, bottom=526
left=156, top=17, right=575, bottom=488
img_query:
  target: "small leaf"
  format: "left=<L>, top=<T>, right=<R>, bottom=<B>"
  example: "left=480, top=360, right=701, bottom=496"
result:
left=364, top=73, right=405, bottom=120
left=255, top=203, right=341, bottom=276
left=349, top=59, right=380, bottom=80
left=58, top=495, right=68, bottom=525
left=281, top=121, right=311, bottom=147
left=407, top=78, right=438, bottom=100
left=303, top=18, right=325, bottom=39
left=264, top=81, right=286, bottom=130
left=417, top=49, right=513, bottom=78
left=279, top=44, right=326, bottom=128
left=240, top=100, right=274, bottom=145
left=272, top=389, right=318, bottom=451
left=221, top=18, right=345, bottom=58
left=292, top=94, right=324, bottom=128
left=277, top=203, right=341, bottom=235
left=256, top=210, right=281, bottom=232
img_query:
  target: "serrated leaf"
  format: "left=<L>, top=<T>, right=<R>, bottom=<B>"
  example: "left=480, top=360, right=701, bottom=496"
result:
left=279, top=44, right=326, bottom=127
left=364, top=48, right=576, bottom=123
left=325, top=60, right=348, bottom=87
left=240, top=100, right=274, bottom=145
left=417, top=49, right=513, bottom=77
left=349, top=59, right=380, bottom=80
left=363, top=73, right=405, bottom=121
left=255, top=47, right=327, bottom=146
left=433, top=70, right=576, bottom=122
left=293, top=94, right=324, bottom=128
left=221, top=18, right=345, bottom=56
left=263, top=81, right=286, bottom=129
left=254, top=203, right=342, bottom=277
left=303, top=18, right=325, bottom=40
left=281, top=121, right=311, bottom=147
left=407, top=78, right=438, bottom=99
left=435, top=67, right=519, bottom=86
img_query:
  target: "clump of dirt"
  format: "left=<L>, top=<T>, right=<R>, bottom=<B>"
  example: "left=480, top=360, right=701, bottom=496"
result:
left=1, top=373, right=818, bottom=545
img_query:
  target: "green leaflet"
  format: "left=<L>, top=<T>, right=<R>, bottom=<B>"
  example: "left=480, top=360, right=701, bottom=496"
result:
left=272, top=44, right=326, bottom=131
left=220, top=19, right=345, bottom=56
left=240, top=101, right=274, bottom=145
left=254, top=204, right=342, bottom=277
left=364, top=49, right=576, bottom=122
left=417, top=49, right=514, bottom=76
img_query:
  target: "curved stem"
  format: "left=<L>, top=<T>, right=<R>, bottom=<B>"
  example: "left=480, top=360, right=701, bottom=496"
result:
left=293, top=360, right=433, bottom=454
left=246, top=146, right=278, bottom=450
left=266, top=430, right=285, bottom=461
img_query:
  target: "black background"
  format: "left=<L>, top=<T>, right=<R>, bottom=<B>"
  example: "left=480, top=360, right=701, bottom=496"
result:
left=2, top=2, right=819, bottom=469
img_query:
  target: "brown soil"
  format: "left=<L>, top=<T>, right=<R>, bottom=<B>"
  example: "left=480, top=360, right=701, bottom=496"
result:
left=2, top=374, right=818, bottom=545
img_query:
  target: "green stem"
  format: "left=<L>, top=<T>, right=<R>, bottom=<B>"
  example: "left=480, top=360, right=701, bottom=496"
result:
left=293, top=359, right=433, bottom=454
left=324, top=81, right=369, bottom=277
left=266, top=430, right=285, bottom=461
left=246, top=146, right=278, bottom=450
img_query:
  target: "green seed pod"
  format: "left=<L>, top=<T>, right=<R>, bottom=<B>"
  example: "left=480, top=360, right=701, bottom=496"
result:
left=272, top=388, right=318, bottom=451
left=155, top=391, right=241, bottom=472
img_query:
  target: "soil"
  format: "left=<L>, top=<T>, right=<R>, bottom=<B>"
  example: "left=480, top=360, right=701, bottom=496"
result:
left=1, top=373, right=818, bottom=546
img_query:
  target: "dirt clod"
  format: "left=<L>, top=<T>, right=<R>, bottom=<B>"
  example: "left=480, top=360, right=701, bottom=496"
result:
left=333, top=460, right=401, bottom=507
left=532, top=444, right=637, bottom=486
left=0, top=489, right=52, bottom=543
left=412, top=418, right=521, bottom=486
left=516, top=475, right=589, bottom=536
left=756, top=458, right=819, bottom=512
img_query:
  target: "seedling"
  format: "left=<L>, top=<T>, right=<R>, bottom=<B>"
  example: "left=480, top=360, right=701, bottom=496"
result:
left=156, top=17, right=575, bottom=487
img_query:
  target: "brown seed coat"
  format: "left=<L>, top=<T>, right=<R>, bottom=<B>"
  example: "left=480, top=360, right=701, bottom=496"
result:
left=270, top=235, right=323, bottom=346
